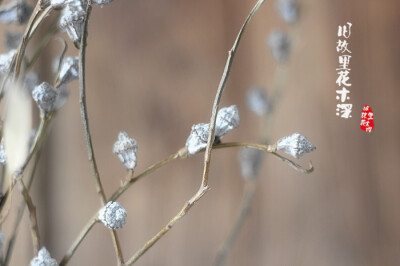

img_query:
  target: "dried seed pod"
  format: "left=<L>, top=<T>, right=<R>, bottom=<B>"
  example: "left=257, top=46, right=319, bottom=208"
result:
left=0, top=0, right=33, bottom=25
left=245, top=87, right=271, bottom=116
left=0, top=49, right=15, bottom=76
left=0, top=139, right=6, bottom=165
left=216, top=105, right=240, bottom=137
left=113, top=131, right=138, bottom=170
left=32, top=82, right=58, bottom=113
left=185, top=123, right=210, bottom=155
left=5, top=31, right=22, bottom=51
left=58, top=56, right=79, bottom=85
left=98, top=201, right=127, bottom=230
left=93, top=0, right=113, bottom=5
left=59, top=0, right=86, bottom=48
left=276, top=0, right=299, bottom=24
left=276, top=132, right=316, bottom=159
left=239, top=148, right=264, bottom=179
left=30, top=247, right=58, bottom=266
left=267, top=31, right=291, bottom=63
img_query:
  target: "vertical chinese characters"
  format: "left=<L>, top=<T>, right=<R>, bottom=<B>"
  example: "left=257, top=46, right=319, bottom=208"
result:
left=336, top=22, right=352, bottom=118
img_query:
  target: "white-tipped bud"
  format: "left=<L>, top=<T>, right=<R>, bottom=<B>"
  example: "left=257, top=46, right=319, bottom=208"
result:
left=0, top=139, right=6, bottom=165
left=276, top=0, right=299, bottom=24
left=0, top=49, right=15, bottom=76
left=245, top=87, right=270, bottom=116
left=185, top=123, right=209, bottom=155
left=58, top=56, right=79, bottom=85
left=239, top=148, right=264, bottom=179
left=113, top=131, right=138, bottom=170
left=267, top=31, right=291, bottom=63
left=32, top=82, right=58, bottom=113
left=276, top=132, right=316, bottom=159
left=59, top=0, right=86, bottom=47
left=98, top=201, right=127, bottom=230
left=216, top=105, right=240, bottom=137
left=5, top=31, right=22, bottom=51
left=93, top=0, right=113, bottom=5
left=23, top=72, right=40, bottom=93
left=0, top=0, right=33, bottom=25
left=30, top=247, right=58, bottom=266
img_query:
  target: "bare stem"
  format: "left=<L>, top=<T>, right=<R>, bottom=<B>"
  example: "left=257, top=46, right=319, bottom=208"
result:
left=16, top=178, right=40, bottom=255
left=214, top=179, right=257, bottom=266
left=79, top=1, right=124, bottom=264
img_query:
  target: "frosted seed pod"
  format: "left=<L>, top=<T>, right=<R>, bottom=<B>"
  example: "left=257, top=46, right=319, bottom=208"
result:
left=93, top=0, right=113, bottom=5
left=0, top=0, right=33, bottom=25
left=0, top=49, right=15, bottom=76
left=276, top=132, right=316, bottom=159
left=58, top=56, right=79, bottom=85
left=276, top=0, right=299, bottom=24
left=216, top=105, right=240, bottom=137
left=5, top=31, right=22, bottom=50
left=267, top=31, right=291, bottom=63
left=239, top=148, right=264, bottom=179
left=30, top=247, right=58, bottom=266
left=59, top=0, right=86, bottom=47
left=185, top=123, right=209, bottom=155
left=245, top=87, right=270, bottom=116
left=98, top=201, right=127, bottom=230
left=113, top=131, right=138, bottom=170
left=32, top=82, right=58, bottom=113
left=0, top=139, right=6, bottom=165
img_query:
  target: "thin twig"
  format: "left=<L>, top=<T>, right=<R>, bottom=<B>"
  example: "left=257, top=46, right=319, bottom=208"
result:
left=79, top=0, right=124, bottom=264
left=124, top=1, right=266, bottom=264
left=16, top=178, right=40, bottom=255
left=214, top=179, right=257, bottom=266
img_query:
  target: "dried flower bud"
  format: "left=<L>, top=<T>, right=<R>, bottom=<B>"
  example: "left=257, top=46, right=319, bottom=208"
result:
left=0, top=49, right=15, bottom=76
left=98, top=201, right=127, bottom=230
left=185, top=123, right=210, bottom=155
left=0, top=139, right=6, bottom=165
left=276, top=132, right=316, bottom=159
left=59, top=0, right=86, bottom=47
left=267, top=31, right=291, bottom=63
left=239, top=148, right=264, bottom=179
left=216, top=105, right=240, bottom=137
left=58, top=56, right=79, bottom=84
left=30, top=247, right=58, bottom=266
left=5, top=31, right=22, bottom=51
left=113, top=131, right=138, bottom=170
left=276, top=0, right=299, bottom=24
left=23, top=72, right=40, bottom=93
left=32, top=82, right=58, bottom=113
left=245, top=87, right=271, bottom=116
left=0, top=0, right=33, bottom=25
left=93, top=0, right=113, bottom=6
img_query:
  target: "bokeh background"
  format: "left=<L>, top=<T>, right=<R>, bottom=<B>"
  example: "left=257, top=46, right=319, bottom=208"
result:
left=1, top=0, right=400, bottom=265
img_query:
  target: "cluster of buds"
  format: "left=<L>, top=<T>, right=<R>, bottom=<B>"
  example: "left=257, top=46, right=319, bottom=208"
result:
left=0, top=0, right=32, bottom=25
left=276, top=0, right=299, bottom=24
left=98, top=201, right=127, bottom=230
left=185, top=105, right=240, bottom=155
left=245, top=87, right=271, bottom=116
left=30, top=247, right=58, bottom=266
left=267, top=31, right=291, bottom=63
left=276, top=132, right=316, bottom=159
left=113, top=131, right=138, bottom=170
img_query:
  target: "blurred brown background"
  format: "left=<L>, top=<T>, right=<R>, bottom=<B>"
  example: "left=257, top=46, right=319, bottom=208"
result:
left=1, top=0, right=400, bottom=265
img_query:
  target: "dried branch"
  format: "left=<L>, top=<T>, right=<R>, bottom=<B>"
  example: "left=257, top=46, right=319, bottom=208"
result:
left=78, top=0, right=124, bottom=264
